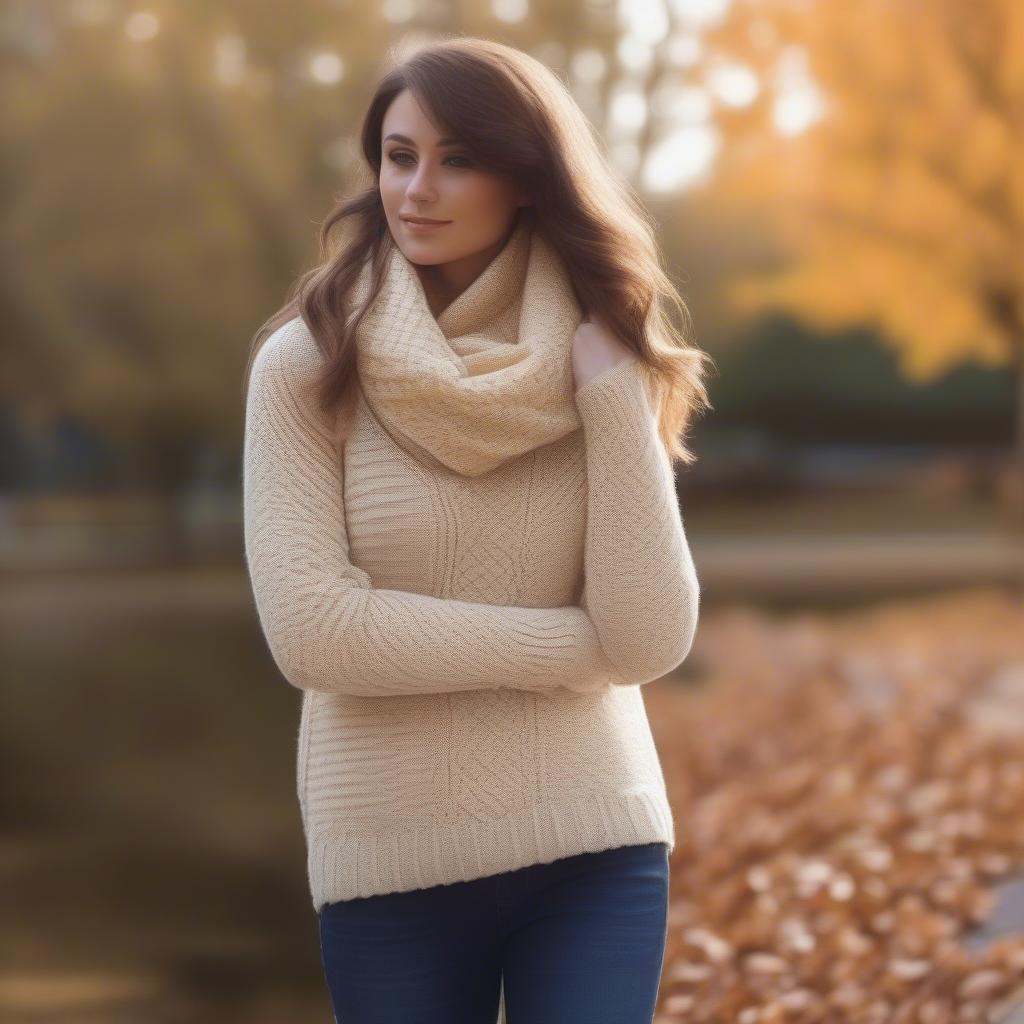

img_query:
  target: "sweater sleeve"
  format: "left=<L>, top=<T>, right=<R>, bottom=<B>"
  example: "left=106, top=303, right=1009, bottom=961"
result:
left=242, top=319, right=626, bottom=698
left=573, top=357, right=700, bottom=683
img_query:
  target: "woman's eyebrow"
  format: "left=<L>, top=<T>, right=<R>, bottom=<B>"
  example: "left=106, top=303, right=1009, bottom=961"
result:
left=383, top=133, right=462, bottom=147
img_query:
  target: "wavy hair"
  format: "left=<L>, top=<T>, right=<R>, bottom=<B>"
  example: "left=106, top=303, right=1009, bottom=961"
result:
left=243, top=35, right=714, bottom=464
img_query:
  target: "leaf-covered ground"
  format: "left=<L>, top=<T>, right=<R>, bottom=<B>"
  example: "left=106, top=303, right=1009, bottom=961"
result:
left=646, top=586, right=1024, bottom=1023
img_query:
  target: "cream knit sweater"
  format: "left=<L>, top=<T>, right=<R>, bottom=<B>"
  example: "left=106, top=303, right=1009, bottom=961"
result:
left=242, top=214, right=700, bottom=915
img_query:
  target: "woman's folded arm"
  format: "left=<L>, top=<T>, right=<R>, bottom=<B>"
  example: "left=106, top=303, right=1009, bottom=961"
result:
left=242, top=320, right=627, bottom=698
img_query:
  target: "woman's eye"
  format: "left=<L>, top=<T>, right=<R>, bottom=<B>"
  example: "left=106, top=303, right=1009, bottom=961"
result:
left=387, top=152, right=473, bottom=168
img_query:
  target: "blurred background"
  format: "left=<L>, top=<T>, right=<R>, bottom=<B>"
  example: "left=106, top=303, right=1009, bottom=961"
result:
left=2, top=0, right=1023, bottom=1021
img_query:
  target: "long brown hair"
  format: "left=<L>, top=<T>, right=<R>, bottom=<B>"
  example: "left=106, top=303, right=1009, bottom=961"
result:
left=243, top=35, right=714, bottom=464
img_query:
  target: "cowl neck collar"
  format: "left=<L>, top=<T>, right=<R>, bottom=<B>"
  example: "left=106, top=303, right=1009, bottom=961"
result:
left=353, top=212, right=585, bottom=477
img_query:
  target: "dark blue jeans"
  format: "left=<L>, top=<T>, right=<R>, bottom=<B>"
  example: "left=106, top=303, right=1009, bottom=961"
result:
left=318, top=841, right=671, bottom=1024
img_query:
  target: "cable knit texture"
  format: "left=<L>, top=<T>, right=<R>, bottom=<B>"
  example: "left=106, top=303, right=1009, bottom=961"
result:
left=242, top=213, right=700, bottom=920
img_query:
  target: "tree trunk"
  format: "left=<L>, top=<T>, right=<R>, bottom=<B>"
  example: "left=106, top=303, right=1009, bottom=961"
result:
left=1017, top=345, right=1024, bottom=469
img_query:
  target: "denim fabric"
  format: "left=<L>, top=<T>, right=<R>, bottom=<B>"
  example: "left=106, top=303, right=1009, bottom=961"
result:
left=318, top=841, right=671, bottom=1024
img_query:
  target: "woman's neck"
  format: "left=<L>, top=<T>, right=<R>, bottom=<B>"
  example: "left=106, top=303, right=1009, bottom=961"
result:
left=414, top=225, right=517, bottom=320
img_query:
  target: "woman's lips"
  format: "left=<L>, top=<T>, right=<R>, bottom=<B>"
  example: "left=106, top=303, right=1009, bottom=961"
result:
left=401, top=218, right=451, bottom=234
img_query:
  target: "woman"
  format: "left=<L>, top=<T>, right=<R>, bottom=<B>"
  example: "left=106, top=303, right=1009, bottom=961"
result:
left=242, top=35, right=712, bottom=1024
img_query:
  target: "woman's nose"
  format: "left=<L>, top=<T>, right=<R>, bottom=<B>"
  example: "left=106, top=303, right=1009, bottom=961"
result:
left=407, top=168, right=437, bottom=203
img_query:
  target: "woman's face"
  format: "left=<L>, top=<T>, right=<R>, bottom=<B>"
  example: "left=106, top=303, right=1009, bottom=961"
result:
left=379, top=88, right=528, bottom=267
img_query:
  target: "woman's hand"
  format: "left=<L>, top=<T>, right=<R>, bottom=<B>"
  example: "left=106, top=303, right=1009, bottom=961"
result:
left=571, top=314, right=637, bottom=392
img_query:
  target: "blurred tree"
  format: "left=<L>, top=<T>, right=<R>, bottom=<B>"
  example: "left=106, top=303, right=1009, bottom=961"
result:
left=0, top=0, right=389, bottom=544
left=698, top=0, right=1024, bottom=470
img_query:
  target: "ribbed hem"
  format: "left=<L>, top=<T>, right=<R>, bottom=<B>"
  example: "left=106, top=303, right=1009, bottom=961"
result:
left=307, top=788, right=675, bottom=911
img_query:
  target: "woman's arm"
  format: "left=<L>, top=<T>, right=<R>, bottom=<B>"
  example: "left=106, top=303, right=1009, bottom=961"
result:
left=573, top=356, right=701, bottom=683
left=243, top=318, right=625, bottom=698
